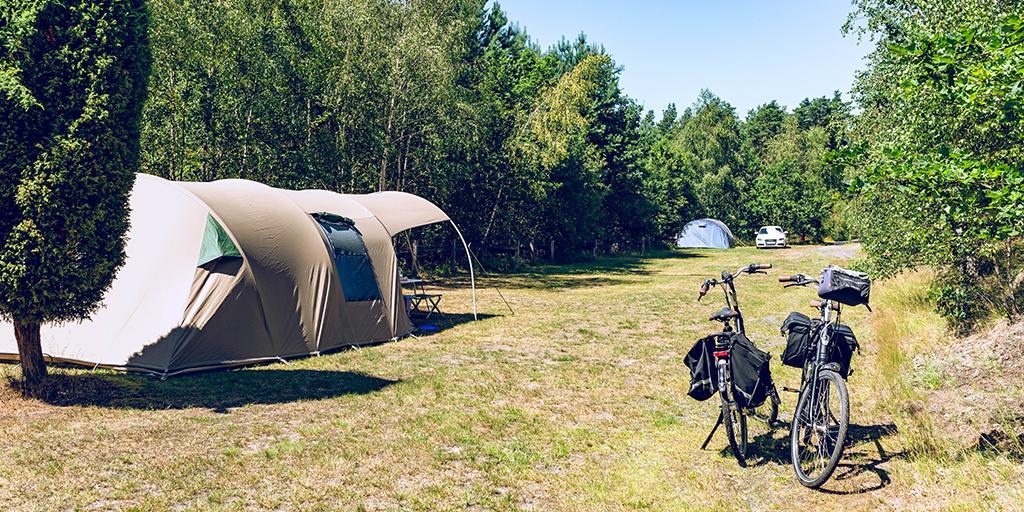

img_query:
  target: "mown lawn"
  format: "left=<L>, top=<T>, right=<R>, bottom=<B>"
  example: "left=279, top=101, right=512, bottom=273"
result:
left=1, top=246, right=1021, bottom=511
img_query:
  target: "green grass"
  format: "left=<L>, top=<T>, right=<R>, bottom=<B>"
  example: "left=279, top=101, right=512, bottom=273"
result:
left=1, top=246, right=1022, bottom=510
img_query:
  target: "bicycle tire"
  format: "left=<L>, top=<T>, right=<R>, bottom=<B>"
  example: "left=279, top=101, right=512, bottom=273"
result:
left=790, top=369, right=849, bottom=488
left=721, top=393, right=748, bottom=466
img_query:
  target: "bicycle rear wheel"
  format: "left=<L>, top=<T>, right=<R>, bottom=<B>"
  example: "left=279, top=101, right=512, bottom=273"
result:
left=721, top=393, right=748, bottom=466
left=790, top=369, right=848, bottom=487
left=752, top=385, right=780, bottom=427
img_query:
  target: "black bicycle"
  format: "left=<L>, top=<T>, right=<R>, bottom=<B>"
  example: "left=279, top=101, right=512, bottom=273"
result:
left=693, top=263, right=780, bottom=466
left=778, top=267, right=868, bottom=488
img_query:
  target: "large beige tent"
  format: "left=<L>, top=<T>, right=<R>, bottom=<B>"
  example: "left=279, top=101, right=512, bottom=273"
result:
left=0, top=174, right=475, bottom=377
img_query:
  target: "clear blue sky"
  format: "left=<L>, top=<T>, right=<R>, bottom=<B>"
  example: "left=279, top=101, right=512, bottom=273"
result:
left=494, top=0, right=870, bottom=117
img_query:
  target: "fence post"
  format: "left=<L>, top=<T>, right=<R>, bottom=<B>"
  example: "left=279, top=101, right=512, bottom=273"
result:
left=452, top=238, right=458, bottom=269
left=550, top=239, right=555, bottom=262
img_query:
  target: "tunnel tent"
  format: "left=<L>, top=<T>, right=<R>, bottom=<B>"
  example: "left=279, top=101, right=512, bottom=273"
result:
left=676, top=218, right=735, bottom=249
left=0, top=174, right=476, bottom=377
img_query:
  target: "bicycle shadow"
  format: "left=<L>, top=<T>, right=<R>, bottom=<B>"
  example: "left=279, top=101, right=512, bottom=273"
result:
left=821, top=423, right=904, bottom=495
left=735, top=422, right=902, bottom=494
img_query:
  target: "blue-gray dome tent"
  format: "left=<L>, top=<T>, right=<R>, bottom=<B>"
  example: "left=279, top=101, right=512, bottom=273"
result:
left=675, top=218, right=735, bottom=249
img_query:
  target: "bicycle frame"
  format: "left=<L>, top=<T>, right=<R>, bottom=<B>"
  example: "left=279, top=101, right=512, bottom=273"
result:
left=696, top=263, right=777, bottom=463
left=802, top=300, right=841, bottom=392
left=699, top=264, right=769, bottom=335
left=781, top=271, right=855, bottom=487
left=796, top=300, right=842, bottom=453
left=720, top=274, right=747, bottom=335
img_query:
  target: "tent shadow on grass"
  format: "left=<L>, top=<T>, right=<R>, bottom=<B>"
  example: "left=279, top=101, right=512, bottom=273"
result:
left=409, top=312, right=498, bottom=336
left=10, top=368, right=398, bottom=413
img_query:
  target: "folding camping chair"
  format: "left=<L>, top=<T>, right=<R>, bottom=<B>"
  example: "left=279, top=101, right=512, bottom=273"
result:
left=401, top=276, right=445, bottom=320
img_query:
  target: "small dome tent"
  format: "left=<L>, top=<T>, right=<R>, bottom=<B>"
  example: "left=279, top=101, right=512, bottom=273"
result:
left=0, top=174, right=475, bottom=377
left=676, top=218, right=735, bottom=249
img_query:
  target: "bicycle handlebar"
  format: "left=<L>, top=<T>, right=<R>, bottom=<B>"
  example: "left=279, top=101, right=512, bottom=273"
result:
left=696, top=264, right=770, bottom=301
left=779, top=273, right=819, bottom=288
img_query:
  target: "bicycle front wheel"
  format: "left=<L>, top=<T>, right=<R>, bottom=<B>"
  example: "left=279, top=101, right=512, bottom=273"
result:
left=790, top=369, right=848, bottom=488
left=721, top=393, right=748, bottom=467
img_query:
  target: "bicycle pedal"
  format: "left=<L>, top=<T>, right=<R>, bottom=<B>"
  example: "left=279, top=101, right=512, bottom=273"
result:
left=782, top=386, right=800, bottom=394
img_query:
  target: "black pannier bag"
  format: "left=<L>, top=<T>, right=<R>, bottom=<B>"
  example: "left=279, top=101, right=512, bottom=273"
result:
left=781, top=311, right=814, bottom=368
left=828, top=324, right=859, bottom=379
left=729, top=333, right=774, bottom=409
left=818, top=265, right=871, bottom=307
left=684, top=336, right=717, bottom=401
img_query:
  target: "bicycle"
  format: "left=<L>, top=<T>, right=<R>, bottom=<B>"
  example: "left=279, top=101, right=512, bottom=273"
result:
left=778, top=271, right=865, bottom=488
left=694, top=263, right=781, bottom=467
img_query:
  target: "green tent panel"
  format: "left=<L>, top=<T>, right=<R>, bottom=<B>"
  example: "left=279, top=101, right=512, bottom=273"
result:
left=197, top=214, right=241, bottom=266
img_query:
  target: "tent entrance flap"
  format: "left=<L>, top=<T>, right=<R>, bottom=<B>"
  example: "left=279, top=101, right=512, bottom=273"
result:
left=313, top=213, right=383, bottom=302
left=197, top=214, right=242, bottom=266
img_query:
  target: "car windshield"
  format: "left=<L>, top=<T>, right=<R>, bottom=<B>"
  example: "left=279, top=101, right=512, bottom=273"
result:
left=758, top=228, right=768, bottom=235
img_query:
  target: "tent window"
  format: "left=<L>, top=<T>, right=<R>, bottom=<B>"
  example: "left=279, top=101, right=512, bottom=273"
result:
left=197, top=214, right=242, bottom=266
left=313, top=213, right=382, bottom=302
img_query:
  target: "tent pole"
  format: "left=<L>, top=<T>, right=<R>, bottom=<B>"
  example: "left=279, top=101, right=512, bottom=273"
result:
left=450, top=220, right=477, bottom=320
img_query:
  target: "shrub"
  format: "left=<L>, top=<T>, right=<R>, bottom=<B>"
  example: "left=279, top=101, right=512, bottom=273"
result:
left=0, top=0, right=150, bottom=387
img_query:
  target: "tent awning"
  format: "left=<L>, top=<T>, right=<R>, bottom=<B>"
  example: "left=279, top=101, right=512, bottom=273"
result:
left=346, top=192, right=449, bottom=236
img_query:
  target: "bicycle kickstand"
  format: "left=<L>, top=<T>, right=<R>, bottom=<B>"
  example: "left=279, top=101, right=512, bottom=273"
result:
left=701, top=411, right=724, bottom=450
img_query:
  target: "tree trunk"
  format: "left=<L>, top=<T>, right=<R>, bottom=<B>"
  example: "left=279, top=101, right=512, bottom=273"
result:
left=14, top=319, right=46, bottom=388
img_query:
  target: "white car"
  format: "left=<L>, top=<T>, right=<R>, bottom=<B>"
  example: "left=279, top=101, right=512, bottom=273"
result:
left=756, top=226, right=788, bottom=248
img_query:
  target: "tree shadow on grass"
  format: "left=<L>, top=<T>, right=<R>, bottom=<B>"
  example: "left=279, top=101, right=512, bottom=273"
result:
left=8, top=368, right=398, bottom=414
left=736, top=422, right=902, bottom=494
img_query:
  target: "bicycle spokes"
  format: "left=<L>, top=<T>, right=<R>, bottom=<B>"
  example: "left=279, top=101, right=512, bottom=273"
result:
left=791, top=371, right=849, bottom=487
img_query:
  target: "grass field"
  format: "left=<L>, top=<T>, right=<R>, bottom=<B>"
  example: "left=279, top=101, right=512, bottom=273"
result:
left=1, top=246, right=1022, bottom=511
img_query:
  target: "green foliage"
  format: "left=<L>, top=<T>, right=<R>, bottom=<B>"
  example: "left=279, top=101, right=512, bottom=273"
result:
left=133, top=0, right=855, bottom=259
left=742, top=101, right=786, bottom=158
left=931, top=270, right=987, bottom=335
left=848, top=0, right=1024, bottom=327
left=748, top=120, right=832, bottom=241
left=0, top=0, right=150, bottom=322
left=645, top=92, right=850, bottom=242
left=793, top=92, right=850, bottom=150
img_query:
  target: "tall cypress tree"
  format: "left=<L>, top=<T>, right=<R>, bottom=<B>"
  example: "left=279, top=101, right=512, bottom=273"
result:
left=0, top=0, right=150, bottom=387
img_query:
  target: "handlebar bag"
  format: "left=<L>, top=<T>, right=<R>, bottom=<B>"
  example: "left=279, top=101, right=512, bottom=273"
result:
left=684, top=336, right=717, bottom=401
left=729, top=333, right=774, bottom=409
left=818, top=265, right=871, bottom=307
left=828, top=324, right=859, bottom=379
left=781, top=311, right=814, bottom=368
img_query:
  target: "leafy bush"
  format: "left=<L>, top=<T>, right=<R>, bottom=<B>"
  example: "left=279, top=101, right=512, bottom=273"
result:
left=931, top=271, right=988, bottom=335
left=847, top=2, right=1024, bottom=331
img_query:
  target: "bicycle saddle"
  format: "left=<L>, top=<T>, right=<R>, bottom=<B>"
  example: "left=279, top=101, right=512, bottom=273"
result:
left=708, top=307, right=739, bottom=322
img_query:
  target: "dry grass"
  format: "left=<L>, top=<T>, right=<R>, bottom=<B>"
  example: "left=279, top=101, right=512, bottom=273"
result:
left=0, top=246, right=1021, bottom=511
